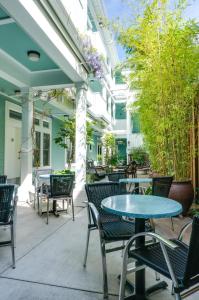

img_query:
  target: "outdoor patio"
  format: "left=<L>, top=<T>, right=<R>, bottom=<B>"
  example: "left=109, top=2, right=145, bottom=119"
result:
left=0, top=187, right=197, bottom=300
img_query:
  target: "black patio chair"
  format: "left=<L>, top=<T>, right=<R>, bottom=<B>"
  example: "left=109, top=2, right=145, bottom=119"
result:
left=0, top=184, right=17, bottom=268
left=119, top=216, right=199, bottom=300
left=107, top=172, right=127, bottom=183
left=84, top=182, right=152, bottom=298
left=46, top=175, right=75, bottom=224
left=0, top=175, right=7, bottom=184
left=152, top=176, right=174, bottom=230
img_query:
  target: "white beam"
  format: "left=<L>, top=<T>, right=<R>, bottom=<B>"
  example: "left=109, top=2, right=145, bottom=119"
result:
left=0, top=49, right=30, bottom=87
left=0, top=0, right=86, bottom=82
left=0, top=17, right=15, bottom=26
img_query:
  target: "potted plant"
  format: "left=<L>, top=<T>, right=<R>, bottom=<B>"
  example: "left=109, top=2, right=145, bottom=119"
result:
left=119, top=0, right=198, bottom=215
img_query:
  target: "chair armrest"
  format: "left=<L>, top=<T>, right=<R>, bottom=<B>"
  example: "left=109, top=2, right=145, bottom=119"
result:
left=178, top=220, right=193, bottom=241
left=126, top=231, right=179, bottom=250
left=123, top=231, right=180, bottom=289
left=88, top=202, right=100, bottom=227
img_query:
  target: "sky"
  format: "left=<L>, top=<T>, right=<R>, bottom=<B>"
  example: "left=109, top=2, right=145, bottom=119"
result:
left=103, top=0, right=199, bottom=61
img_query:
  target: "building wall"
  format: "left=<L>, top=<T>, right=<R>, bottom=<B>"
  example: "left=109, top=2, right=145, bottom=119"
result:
left=51, top=118, right=66, bottom=171
left=0, top=98, right=5, bottom=174
left=61, top=0, right=87, bottom=33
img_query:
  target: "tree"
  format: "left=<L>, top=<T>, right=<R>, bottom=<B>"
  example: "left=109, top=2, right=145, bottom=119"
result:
left=54, top=117, right=94, bottom=165
left=101, top=132, right=116, bottom=165
left=119, top=0, right=199, bottom=180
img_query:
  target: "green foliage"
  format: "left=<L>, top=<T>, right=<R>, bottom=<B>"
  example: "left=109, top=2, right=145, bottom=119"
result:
left=54, top=116, right=94, bottom=163
left=54, top=169, right=75, bottom=175
left=119, top=0, right=199, bottom=180
left=130, top=147, right=149, bottom=167
left=101, top=132, right=116, bottom=165
left=107, top=154, right=118, bottom=167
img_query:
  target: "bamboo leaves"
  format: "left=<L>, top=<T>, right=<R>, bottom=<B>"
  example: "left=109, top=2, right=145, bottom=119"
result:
left=119, top=0, right=199, bottom=180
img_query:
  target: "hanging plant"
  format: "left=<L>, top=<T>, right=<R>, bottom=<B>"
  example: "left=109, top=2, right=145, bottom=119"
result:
left=82, top=35, right=104, bottom=79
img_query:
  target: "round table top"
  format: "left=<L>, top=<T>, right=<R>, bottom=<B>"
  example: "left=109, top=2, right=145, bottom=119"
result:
left=101, top=194, right=182, bottom=219
left=119, top=178, right=152, bottom=184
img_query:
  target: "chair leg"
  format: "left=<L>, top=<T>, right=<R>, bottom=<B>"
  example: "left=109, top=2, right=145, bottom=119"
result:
left=83, top=227, right=91, bottom=267
left=100, top=239, right=108, bottom=299
left=46, top=197, right=49, bottom=225
left=71, top=197, right=75, bottom=221
left=119, top=243, right=129, bottom=300
left=171, top=217, right=174, bottom=231
left=10, top=223, right=15, bottom=269
left=175, top=293, right=181, bottom=300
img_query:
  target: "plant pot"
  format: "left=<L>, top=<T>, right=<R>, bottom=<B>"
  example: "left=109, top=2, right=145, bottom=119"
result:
left=169, top=180, right=194, bottom=216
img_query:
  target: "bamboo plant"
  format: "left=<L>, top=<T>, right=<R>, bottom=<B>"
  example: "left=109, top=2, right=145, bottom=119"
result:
left=119, top=0, right=199, bottom=180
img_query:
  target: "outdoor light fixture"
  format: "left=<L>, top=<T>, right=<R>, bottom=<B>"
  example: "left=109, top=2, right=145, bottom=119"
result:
left=27, top=50, right=40, bottom=62
left=14, top=89, right=21, bottom=96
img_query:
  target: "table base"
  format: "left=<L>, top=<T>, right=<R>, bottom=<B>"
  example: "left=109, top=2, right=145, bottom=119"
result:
left=124, top=295, right=148, bottom=300
left=124, top=280, right=168, bottom=300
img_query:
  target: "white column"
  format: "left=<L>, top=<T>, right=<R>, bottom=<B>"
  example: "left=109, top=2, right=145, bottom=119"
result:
left=75, top=82, right=87, bottom=191
left=18, top=89, right=33, bottom=202
left=126, top=107, right=132, bottom=164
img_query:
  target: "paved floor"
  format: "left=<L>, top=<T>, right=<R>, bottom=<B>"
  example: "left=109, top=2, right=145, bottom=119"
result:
left=0, top=187, right=198, bottom=300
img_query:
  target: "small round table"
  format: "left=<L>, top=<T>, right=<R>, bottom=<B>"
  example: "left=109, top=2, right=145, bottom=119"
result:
left=101, top=194, right=182, bottom=300
left=119, top=178, right=152, bottom=194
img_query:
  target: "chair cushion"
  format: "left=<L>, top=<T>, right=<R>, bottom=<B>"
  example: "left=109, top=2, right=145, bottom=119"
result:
left=129, top=239, right=188, bottom=282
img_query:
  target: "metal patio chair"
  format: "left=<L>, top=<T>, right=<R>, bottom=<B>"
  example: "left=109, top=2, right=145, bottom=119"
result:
left=0, top=184, right=17, bottom=268
left=46, top=175, right=75, bottom=224
left=119, top=216, right=199, bottom=300
left=84, top=182, right=152, bottom=298
left=107, top=172, right=127, bottom=183
left=33, top=168, right=53, bottom=211
left=0, top=175, right=7, bottom=184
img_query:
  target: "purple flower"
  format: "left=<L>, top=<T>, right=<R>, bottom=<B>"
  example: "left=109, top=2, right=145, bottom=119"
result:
left=82, top=35, right=104, bottom=79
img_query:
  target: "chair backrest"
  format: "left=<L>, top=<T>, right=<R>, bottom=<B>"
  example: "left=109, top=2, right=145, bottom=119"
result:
left=183, top=216, right=199, bottom=287
left=152, top=176, right=173, bottom=197
left=49, top=175, right=74, bottom=198
left=34, top=168, right=53, bottom=186
left=0, top=184, right=15, bottom=223
left=85, top=182, right=127, bottom=224
left=0, top=175, right=7, bottom=184
left=107, top=172, right=126, bottom=183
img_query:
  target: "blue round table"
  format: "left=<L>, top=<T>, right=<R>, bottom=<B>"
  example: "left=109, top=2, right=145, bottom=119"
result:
left=119, top=178, right=152, bottom=184
left=101, top=195, right=182, bottom=299
left=119, top=178, right=152, bottom=194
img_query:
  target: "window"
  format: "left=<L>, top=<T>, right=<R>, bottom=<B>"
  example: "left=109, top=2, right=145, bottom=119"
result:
left=115, top=103, right=126, bottom=119
left=132, top=113, right=140, bottom=133
left=43, top=133, right=50, bottom=166
left=34, top=118, right=40, bottom=126
left=97, top=144, right=102, bottom=156
left=9, top=110, right=22, bottom=120
left=89, top=144, right=92, bottom=151
left=43, top=121, right=49, bottom=128
left=33, top=131, right=41, bottom=167
left=115, top=71, right=125, bottom=85
left=87, top=8, right=97, bottom=32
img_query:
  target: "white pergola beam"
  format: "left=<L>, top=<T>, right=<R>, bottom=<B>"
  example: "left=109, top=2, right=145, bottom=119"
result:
left=0, top=0, right=86, bottom=83
left=0, top=17, right=15, bottom=26
left=0, top=49, right=30, bottom=87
